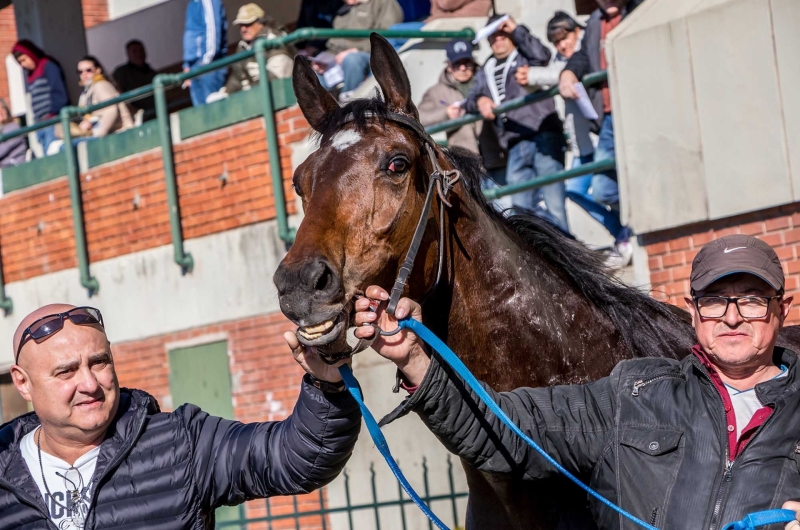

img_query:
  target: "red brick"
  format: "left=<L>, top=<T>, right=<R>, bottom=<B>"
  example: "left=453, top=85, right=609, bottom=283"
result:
left=784, top=229, right=800, bottom=245
left=648, top=257, right=662, bottom=271
left=786, top=261, right=800, bottom=275
left=646, top=242, right=669, bottom=256
left=661, top=252, right=685, bottom=268
left=650, top=270, right=672, bottom=284
left=738, top=221, right=765, bottom=236
left=765, top=216, right=791, bottom=232
left=775, top=246, right=795, bottom=261
left=672, top=265, right=692, bottom=281
left=714, top=227, right=740, bottom=237
left=759, top=233, right=784, bottom=247
left=690, top=231, right=715, bottom=247
left=668, top=237, right=691, bottom=251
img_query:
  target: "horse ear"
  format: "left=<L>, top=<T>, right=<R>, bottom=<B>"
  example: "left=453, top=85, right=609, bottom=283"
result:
left=292, top=56, right=339, bottom=132
left=369, top=33, right=419, bottom=120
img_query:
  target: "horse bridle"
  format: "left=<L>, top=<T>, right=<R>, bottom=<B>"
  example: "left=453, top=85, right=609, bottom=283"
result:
left=319, top=110, right=461, bottom=364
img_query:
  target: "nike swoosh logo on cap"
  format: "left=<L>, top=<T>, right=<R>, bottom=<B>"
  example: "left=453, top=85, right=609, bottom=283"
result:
left=723, top=247, right=747, bottom=253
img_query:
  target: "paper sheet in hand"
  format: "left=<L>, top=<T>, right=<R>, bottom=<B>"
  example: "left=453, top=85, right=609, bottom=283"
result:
left=573, top=82, right=599, bottom=120
left=472, top=14, right=509, bottom=44
left=323, top=65, right=344, bottom=88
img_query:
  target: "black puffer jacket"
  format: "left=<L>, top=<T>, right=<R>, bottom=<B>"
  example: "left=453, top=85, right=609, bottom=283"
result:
left=394, top=347, right=800, bottom=529
left=0, top=378, right=360, bottom=529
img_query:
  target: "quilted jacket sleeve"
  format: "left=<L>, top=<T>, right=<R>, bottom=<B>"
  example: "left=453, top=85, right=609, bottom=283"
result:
left=401, top=354, right=619, bottom=479
left=180, top=375, right=360, bottom=510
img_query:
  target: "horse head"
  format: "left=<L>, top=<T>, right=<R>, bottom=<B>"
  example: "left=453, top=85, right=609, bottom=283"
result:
left=273, top=34, right=454, bottom=354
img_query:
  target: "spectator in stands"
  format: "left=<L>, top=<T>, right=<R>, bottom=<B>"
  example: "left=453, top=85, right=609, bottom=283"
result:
left=466, top=15, right=568, bottom=233
left=418, top=39, right=480, bottom=154
left=323, top=0, right=404, bottom=101
left=519, top=11, right=632, bottom=267
left=11, top=40, right=69, bottom=156
left=559, top=0, right=643, bottom=266
left=112, top=40, right=157, bottom=118
left=66, top=56, right=133, bottom=142
left=183, top=0, right=228, bottom=106
left=0, top=99, right=27, bottom=168
left=295, top=0, right=343, bottom=56
left=223, top=4, right=294, bottom=96
left=428, top=0, right=491, bottom=19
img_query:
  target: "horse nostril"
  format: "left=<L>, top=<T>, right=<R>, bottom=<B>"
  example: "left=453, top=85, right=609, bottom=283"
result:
left=315, top=267, right=332, bottom=292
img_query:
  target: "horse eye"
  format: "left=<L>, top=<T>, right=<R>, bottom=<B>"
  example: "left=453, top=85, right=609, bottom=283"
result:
left=292, top=180, right=303, bottom=197
left=388, top=158, right=409, bottom=174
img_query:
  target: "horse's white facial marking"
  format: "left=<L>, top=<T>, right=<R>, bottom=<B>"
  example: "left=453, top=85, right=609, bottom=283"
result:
left=331, top=130, right=362, bottom=151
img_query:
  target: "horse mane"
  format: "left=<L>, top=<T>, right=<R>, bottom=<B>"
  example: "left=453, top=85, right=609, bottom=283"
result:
left=323, top=97, right=697, bottom=359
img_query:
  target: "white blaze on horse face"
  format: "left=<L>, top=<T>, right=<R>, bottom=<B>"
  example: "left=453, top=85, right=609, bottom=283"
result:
left=331, top=129, right=362, bottom=151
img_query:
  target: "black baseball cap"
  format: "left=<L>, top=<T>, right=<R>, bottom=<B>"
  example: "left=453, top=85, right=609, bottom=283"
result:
left=690, top=234, right=784, bottom=292
left=446, top=39, right=474, bottom=64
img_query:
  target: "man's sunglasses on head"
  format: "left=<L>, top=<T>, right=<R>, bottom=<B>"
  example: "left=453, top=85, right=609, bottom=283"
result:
left=16, top=307, right=104, bottom=363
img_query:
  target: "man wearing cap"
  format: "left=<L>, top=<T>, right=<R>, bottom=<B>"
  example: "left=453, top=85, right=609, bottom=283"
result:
left=0, top=304, right=359, bottom=529
left=418, top=40, right=481, bottom=154
left=222, top=4, right=294, bottom=96
left=351, top=234, right=800, bottom=529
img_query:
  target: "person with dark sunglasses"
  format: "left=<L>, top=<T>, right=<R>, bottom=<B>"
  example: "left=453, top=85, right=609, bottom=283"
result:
left=1, top=303, right=359, bottom=529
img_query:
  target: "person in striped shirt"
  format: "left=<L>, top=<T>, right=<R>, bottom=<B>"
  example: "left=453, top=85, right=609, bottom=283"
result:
left=12, top=40, right=69, bottom=156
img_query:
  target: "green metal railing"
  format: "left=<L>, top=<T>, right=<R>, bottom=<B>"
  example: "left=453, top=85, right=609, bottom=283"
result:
left=216, top=456, right=467, bottom=530
left=0, top=27, right=475, bottom=304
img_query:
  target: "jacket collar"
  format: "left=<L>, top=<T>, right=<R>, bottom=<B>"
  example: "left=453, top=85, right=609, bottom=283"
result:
left=0, top=388, right=159, bottom=517
left=689, top=345, right=799, bottom=406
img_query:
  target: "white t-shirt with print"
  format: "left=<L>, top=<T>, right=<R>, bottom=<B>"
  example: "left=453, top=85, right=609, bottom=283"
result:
left=19, top=427, right=100, bottom=530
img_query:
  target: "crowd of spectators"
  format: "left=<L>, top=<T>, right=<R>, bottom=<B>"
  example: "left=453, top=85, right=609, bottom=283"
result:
left=2, top=0, right=637, bottom=267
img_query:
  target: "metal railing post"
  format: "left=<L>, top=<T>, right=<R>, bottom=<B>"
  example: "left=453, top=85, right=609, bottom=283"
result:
left=483, top=158, right=617, bottom=200
left=255, top=39, right=296, bottom=244
left=61, top=107, right=100, bottom=297
left=0, top=242, right=13, bottom=316
left=154, top=74, right=194, bottom=274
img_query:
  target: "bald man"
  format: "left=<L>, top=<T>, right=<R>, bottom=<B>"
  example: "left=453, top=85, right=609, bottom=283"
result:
left=0, top=304, right=359, bottom=529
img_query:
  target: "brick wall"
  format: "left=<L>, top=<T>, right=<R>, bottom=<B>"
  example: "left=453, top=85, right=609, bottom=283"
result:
left=0, top=108, right=309, bottom=283
left=112, top=310, right=328, bottom=529
left=81, top=0, right=109, bottom=29
left=0, top=5, right=18, bottom=105
left=643, top=203, right=800, bottom=325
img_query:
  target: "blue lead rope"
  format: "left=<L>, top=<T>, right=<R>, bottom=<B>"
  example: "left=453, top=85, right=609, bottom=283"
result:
left=339, top=318, right=797, bottom=530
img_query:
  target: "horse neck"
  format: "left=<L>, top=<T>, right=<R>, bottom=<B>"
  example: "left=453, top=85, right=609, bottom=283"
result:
left=422, top=194, right=627, bottom=391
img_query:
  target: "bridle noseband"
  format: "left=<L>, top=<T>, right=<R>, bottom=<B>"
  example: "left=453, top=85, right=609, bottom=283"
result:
left=320, top=109, right=461, bottom=363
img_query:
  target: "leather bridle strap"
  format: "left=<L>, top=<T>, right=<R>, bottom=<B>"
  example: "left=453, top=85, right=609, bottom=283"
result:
left=328, top=110, right=459, bottom=362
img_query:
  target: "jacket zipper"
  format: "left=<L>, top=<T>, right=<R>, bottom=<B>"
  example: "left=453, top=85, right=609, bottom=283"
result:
left=631, top=372, right=686, bottom=396
left=702, top=367, right=777, bottom=530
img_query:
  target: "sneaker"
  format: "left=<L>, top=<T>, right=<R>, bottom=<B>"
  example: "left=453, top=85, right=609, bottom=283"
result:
left=604, top=240, right=633, bottom=269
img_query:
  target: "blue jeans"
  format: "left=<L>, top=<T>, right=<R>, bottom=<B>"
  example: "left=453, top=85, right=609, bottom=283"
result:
left=36, top=126, right=57, bottom=156
left=566, top=153, right=630, bottom=243
left=341, top=51, right=372, bottom=92
left=592, top=113, right=620, bottom=207
left=189, top=67, right=226, bottom=106
left=506, top=132, right=568, bottom=234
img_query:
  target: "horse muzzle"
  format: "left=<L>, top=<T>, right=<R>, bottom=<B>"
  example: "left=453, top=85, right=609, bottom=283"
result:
left=274, top=255, right=350, bottom=352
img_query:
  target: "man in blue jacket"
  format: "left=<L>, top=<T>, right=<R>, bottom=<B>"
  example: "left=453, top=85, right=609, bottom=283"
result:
left=465, top=15, right=568, bottom=234
left=183, top=0, right=228, bottom=106
left=0, top=303, right=359, bottom=529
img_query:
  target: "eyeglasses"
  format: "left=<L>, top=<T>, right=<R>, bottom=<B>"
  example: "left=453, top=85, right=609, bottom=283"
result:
left=77, top=67, right=95, bottom=74
left=16, top=307, right=104, bottom=363
left=451, top=61, right=475, bottom=70
left=693, top=295, right=782, bottom=320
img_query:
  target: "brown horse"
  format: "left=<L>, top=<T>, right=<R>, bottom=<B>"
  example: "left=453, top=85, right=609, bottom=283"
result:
left=273, top=35, right=799, bottom=529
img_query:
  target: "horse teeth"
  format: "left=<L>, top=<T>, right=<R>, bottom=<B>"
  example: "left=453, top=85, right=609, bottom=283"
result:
left=303, top=320, right=335, bottom=334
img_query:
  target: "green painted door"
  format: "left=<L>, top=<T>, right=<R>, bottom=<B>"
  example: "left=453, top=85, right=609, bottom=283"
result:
left=168, top=340, right=239, bottom=524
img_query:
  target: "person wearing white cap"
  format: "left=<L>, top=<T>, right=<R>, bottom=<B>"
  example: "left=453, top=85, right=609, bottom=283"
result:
left=223, top=3, right=295, bottom=95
